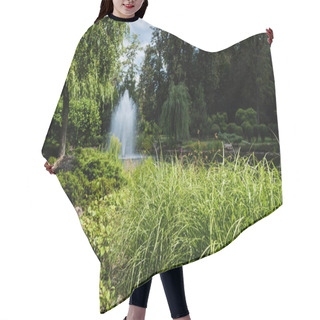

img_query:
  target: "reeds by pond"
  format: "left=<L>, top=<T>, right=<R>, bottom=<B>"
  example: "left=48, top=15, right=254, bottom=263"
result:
left=79, top=149, right=282, bottom=312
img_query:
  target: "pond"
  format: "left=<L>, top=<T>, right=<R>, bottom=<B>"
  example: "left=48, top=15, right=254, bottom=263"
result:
left=120, top=147, right=281, bottom=172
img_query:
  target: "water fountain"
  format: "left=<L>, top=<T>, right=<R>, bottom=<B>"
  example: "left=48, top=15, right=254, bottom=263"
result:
left=107, top=89, right=147, bottom=170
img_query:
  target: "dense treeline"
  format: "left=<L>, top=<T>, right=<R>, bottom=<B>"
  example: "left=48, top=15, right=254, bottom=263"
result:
left=137, top=28, right=278, bottom=142
left=42, top=18, right=279, bottom=160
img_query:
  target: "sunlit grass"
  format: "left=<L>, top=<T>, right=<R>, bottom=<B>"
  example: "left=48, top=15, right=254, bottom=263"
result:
left=83, top=150, right=282, bottom=312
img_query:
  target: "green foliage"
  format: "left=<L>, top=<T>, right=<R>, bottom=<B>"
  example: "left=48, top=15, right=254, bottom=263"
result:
left=226, top=122, right=243, bottom=136
left=206, top=139, right=223, bottom=151
left=73, top=146, right=124, bottom=181
left=57, top=146, right=127, bottom=210
left=68, top=97, right=102, bottom=147
left=41, top=99, right=63, bottom=159
left=241, top=120, right=254, bottom=140
left=210, top=112, right=228, bottom=132
left=108, top=135, right=122, bottom=162
left=258, top=123, right=268, bottom=142
left=90, top=151, right=282, bottom=314
left=137, top=132, right=154, bottom=152
left=235, top=107, right=257, bottom=126
left=234, top=125, right=243, bottom=137
left=139, top=118, right=153, bottom=134
left=160, top=81, right=191, bottom=142
left=253, top=124, right=259, bottom=137
left=165, top=137, right=179, bottom=149
left=211, top=123, right=220, bottom=136
left=52, top=97, right=63, bottom=127
left=185, top=138, right=222, bottom=153
left=42, top=139, right=60, bottom=160
left=48, top=156, right=57, bottom=165
left=190, top=83, right=209, bottom=137
left=136, top=118, right=159, bottom=152
left=57, top=169, right=87, bottom=206
left=267, top=123, right=279, bottom=140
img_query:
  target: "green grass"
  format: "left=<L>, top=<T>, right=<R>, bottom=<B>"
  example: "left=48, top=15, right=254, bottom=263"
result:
left=77, top=149, right=282, bottom=313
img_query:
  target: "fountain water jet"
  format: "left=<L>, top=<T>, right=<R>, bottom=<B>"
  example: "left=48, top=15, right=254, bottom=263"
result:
left=107, top=89, right=147, bottom=168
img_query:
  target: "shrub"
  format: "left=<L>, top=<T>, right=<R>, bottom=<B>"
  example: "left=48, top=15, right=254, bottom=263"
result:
left=57, top=146, right=127, bottom=211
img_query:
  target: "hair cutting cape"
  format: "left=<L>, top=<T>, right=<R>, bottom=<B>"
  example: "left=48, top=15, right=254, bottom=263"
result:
left=41, top=13, right=283, bottom=314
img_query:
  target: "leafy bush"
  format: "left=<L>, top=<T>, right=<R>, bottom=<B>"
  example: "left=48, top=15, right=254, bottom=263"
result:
left=226, top=122, right=243, bottom=137
left=57, top=146, right=127, bottom=211
left=48, top=156, right=57, bottom=165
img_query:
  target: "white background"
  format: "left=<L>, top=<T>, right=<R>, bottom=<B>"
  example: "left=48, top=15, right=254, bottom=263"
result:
left=1, top=0, right=319, bottom=319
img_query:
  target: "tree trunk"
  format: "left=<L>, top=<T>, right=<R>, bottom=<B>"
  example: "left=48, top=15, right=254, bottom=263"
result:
left=58, top=81, right=69, bottom=158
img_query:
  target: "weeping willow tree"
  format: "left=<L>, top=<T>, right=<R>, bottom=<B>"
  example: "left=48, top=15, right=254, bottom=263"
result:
left=159, top=81, right=191, bottom=142
left=43, top=18, right=130, bottom=160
